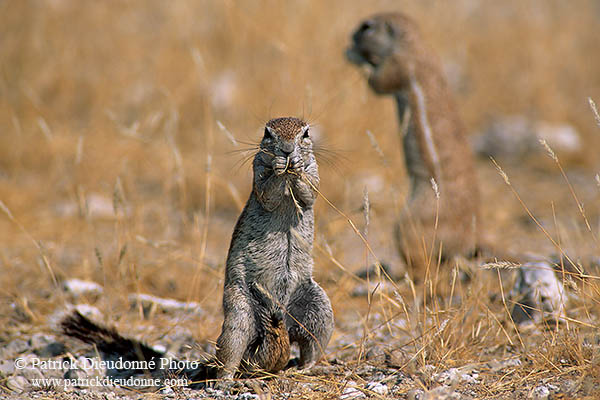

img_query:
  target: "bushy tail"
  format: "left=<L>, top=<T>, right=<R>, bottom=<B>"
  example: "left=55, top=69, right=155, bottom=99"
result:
left=61, top=311, right=217, bottom=387
left=61, top=311, right=163, bottom=367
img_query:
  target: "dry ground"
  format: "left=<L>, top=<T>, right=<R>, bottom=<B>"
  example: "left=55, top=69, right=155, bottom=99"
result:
left=1, top=1, right=599, bottom=399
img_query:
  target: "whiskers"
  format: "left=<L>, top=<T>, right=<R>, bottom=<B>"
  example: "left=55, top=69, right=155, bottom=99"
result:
left=313, top=140, right=351, bottom=175
left=227, top=140, right=277, bottom=173
left=225, top=132, right=348, bottom=177
left=227, top=140, right=261, bottom=173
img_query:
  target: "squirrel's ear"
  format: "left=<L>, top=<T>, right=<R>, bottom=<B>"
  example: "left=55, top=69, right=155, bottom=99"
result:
left=302, top=126, right=310, bottom=139
left=264, top=127, right=273, bottom=139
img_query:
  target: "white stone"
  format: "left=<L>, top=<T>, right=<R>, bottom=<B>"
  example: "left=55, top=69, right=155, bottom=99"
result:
left=341, top=381, right=366, bottom=400
left=532, top=385, right=550, bottom=400
left=128, top=293, right=203, bottom=315
left=366, top=381, right=388, bottom=395
left=510, top=261, right=566, bottom=324
left=63, top=279, right=103, bottom=298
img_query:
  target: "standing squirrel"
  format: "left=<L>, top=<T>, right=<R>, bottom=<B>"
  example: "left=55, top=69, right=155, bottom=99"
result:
left=61, top=117, right=333, bottom=384
left=346, top=13, right=481, bottom=278
left=216, top=116, right=334, bottom=378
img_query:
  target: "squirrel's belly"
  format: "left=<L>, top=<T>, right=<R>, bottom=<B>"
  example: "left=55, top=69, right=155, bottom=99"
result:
left=235, top=195, right=313, bottom=302
left=242, top=235, right=310, bottom=305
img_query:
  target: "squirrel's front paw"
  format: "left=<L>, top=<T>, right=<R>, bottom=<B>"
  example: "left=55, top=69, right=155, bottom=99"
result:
left=272, top=156, right=288, bottom=176
left=289, top=154, right=304, bottom=175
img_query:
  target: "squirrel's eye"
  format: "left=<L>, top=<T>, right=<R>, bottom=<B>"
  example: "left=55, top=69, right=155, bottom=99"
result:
left=264, top=127, right=273, bottom=139
left=385, top=21, right=396, bottom=37
left=302, top=128, right=310, bottom=139
left=359, top=20, right=375, bottom=34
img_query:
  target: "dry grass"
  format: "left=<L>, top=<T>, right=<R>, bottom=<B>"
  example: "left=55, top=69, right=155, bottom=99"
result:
left=1, top=1, right=599, bottom=398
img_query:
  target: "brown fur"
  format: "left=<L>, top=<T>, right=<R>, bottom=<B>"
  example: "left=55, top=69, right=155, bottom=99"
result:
left=347, top=13, right=481, bottom=278
left=241, top=284, right=291, bottom=373
left=266, top=117, right=308, bottom=140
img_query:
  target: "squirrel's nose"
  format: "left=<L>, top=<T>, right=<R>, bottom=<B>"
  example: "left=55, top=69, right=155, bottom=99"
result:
left=280, top=144, right=294, bottom=155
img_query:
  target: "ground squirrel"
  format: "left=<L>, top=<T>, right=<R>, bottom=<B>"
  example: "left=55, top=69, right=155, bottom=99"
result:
left=216, top=116, right=334, bottom=378
left=346, top=13, right=481, bottom=277
left=61, top=118, right=333, bottom=384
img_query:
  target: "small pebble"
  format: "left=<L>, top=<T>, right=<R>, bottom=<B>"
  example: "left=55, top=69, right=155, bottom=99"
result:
left=128, top=293, right=203, bottom=316
left=20, top=366, right=44, bottom=381
left=7, top=375, right=29, bottom=393
left=434, top=367, right=479, bottom=385
left=238, top=393, right=259, bottom=400
left=510, top=261, right=566, bottom=324
left=4, top=339, right=28, bottom=356
left=532, top=385, right=550, bottom=400
left=424, top=385, right=469, bottom=400
left=407, top=388, right=424, bottom=400
left=160, top=386, right=174, bottom=396
left=29, top=333, right=54, bottom=349
left=63, top=279, right=104, bottom=298
left=33, top=342, right=66, bottom=358
left=64, top=368, right=86, bottom=381
left=74, top=304, right=104, bottom=320
left=0, top=359, right=16, bottom=376
left=366, top=381, right=388, bottom=396
left=341, top=381, right=366, bottom=400
left=487, top=358, right=522, bottom=372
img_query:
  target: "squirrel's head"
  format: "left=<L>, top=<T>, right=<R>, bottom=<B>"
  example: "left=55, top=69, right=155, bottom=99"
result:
left=346, top=13, right=422, bottom=93
left=347, top=13, right=420, bottom=67
left=261, top=117, right=312, bottom=158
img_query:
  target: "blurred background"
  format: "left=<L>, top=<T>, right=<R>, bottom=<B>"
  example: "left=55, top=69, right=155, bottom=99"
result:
left=0, top=0, right=599, bottom=343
